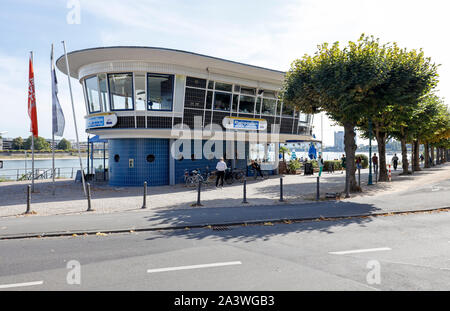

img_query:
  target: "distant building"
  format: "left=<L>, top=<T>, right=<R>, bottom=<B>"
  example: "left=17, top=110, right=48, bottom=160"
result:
left=334, top=131, right=344, bottom=150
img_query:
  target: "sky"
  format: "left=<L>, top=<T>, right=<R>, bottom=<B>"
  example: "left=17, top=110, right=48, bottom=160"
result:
left=0, top=0, right=449, bottom=146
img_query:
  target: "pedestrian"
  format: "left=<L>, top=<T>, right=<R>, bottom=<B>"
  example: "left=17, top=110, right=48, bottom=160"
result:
left=356, top=156, right=362, bottom=170
left=215, top=157, right=227, bottom=188
left=251, top=159, right=264, bottom=179
left=420, top=154, right=424, bottom=164
left=392, top=154, right=399, bottom=171
left=318, top=154, right=324, bottom=177
left=341, top=154, right=346, bottom=174
left=372, top=153, right=378, bottom=175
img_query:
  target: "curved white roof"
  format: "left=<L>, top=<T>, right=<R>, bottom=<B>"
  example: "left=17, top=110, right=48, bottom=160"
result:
left=56, top=46, right=285, bottom=84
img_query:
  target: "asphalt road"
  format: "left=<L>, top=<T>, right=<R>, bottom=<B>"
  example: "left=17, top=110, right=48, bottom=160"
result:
left=0, top=211, right=449, bottom=290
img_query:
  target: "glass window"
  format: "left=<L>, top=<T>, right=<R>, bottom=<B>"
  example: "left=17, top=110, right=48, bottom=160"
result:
left=299, top=113, right=309, bottom=123
left=281, top=102, right=294, bottom=117
left=147, top=74, right=174, bottom=111
left=184, top=87, right=206, bottom=109
left=98, top=74, right=109, bottom=112
left=108, top=73, right=134, bottom=110
left=205, top=91, right=213, bottom=109
left=234, top=85, right=241, bottom=93
left=214, top=92, right=231, bottom=111
left=208, top=81, right=214, bottom=89
left=241, top=87, right=256, bottom=96
left=215, top=82, right=232, bottom=92
left=186, top=76, right=206, bottom=88
left=232, top=95, right=239, bottom=112
left=262, top=90, right=276, bottom=99
left=135, top=74, right=146, bottom=111
left=262, top=98, right=276, bottom=115
left=85, top=76, right=101, bottom=113
left=238, top=95, right=255, bottom=114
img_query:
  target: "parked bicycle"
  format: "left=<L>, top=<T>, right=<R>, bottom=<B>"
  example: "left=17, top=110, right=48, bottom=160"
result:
left=224, top=167, right=246, bottom=184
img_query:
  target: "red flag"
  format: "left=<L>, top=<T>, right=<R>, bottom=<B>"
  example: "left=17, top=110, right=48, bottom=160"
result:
left=28, top=56, right=38, bottom=137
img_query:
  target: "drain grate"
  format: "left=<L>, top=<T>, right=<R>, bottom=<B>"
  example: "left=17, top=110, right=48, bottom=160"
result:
left=212, top=226, right=230, bottom=231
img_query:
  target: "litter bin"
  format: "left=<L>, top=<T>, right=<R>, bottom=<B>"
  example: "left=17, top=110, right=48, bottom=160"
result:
left=304, top=162, right=314, bottom=175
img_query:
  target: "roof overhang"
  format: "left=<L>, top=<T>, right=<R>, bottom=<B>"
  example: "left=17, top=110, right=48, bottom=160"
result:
left=56, top=46, right=286, bottom=85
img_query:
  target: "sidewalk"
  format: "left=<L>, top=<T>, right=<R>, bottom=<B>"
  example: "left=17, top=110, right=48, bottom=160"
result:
left=2, top=163, right=444, bottom=218
left=0, top=163, right=448, bottom=239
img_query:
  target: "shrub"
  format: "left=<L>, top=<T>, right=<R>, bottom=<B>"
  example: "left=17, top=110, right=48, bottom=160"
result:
left=288, top=159, right=301, bottom=173
left=355, top=154, right=369, bottom=169
left=323, top=160, right=342, bottom=171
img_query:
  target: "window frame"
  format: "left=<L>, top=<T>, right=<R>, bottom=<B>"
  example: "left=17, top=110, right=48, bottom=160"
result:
left=107, top=72, right=135, bottom=111
left=84, top=75, right=102, bottom=114
left=146, top=73, right=174, bottom=112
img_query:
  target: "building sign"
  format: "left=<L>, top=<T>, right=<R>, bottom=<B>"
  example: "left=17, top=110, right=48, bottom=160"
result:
left=222, top=117, right=267, bottom=131
left=86, top=113, right=118, bottom=129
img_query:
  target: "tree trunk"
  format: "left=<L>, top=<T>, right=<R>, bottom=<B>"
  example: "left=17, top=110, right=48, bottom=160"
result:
left=430, top=145, right=434, bottom=166
left=343, top=122, right=359, bottom=194
left=400, top=138, right=409, bottom=174
left=413, top=140, right=421, bottom=171
left=375, top=130, right=388, bottom=181
left=424, top=143, right=430, bottom=168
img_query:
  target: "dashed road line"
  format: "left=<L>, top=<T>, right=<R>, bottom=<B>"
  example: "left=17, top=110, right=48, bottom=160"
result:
left=0, top=280, right=43, bottom=289
left=147, top=261, right=242, bottom=273
left=329, top=247, right=392, bottom=255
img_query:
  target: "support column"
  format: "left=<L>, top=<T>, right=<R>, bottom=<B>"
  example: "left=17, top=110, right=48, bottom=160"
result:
left=169, top=139, right=175, bottom=185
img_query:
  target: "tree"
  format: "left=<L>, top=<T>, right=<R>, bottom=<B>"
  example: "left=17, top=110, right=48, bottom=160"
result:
left=283, top=35, right=388, bottom=193
left=23, top=136, right=50, bottom=151
left=57, top=138, right=71, bottom=151
left=12, top=137, right=24, bottom=150
left=358, top=45, right=438, bottom=179
left=279, top=146, right=290, bottom=162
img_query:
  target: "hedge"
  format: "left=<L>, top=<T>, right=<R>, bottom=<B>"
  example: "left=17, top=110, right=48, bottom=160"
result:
left=355, top=154, right=369, bottom=169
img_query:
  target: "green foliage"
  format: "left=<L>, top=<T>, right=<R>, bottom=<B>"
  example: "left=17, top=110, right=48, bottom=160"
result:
left=23, top=136, right=50, bottom=151
left=57, top=138, right=71, bottom=150
left=323, top=160, right=342, bottom=171
left=355, top=154, right=369, bottom=169
left=279, top=146, right=290, bottom=161
left=12, top=137, right=24, bottom=150
left=288, top=159, right=301, bottom=172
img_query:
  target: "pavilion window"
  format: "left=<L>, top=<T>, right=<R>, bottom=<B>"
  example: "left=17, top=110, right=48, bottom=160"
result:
left=108, top=73, right=134, bottom=111
left=147, top=74, right=174, bottom=111
left=85, top=76, right=101, bottom=113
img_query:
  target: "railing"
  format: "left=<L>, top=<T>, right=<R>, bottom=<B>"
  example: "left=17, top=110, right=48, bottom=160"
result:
left=0, top=167, right=94, bottom=181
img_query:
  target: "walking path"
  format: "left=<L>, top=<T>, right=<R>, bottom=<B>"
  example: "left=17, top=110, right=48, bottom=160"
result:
left=0, top=163, right=448, bottom=238
left=0, top=163, right=448, bottom=219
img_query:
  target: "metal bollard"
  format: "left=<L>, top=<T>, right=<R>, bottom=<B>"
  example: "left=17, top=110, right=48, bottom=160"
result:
left=195, top=180, right=203, bottom=206
left=242, top=178, right=248, bottom=204
left=86, top=183, right=93, bottom=212
left=142, top=181, right=147, bottom=209
left=26, top=185, right=31, bottom=214
left=316, top=177, right=320, bottom=201
left=279, top=177, right=284, bottom=202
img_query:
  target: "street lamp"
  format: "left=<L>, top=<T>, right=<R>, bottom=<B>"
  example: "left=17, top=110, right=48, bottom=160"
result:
left=368, top=119, right=373, bottom=185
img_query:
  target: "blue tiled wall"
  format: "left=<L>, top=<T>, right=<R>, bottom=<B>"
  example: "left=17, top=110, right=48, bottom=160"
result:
left=109, top=138, right=169, bottom=187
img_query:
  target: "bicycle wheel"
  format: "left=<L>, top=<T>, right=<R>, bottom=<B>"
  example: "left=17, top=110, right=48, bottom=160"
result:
left=185, top=176, right=197, bottom=187
left=225, top=174, right=233, bottom=184
left=234, top=171, right=245, bottom=183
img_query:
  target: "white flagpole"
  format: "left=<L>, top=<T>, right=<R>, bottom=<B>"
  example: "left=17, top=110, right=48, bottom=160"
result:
left=51, top=44, right=55, bottom=195
left=30, top=51, right=35, bottom=193
left=61, top=41, right=86, bottom=196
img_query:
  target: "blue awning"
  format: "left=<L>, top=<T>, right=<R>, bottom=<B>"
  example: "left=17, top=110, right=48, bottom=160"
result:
left=88, top=135, right=107, bottom=143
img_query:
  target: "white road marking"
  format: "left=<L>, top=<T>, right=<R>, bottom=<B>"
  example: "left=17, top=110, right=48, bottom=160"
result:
left=147, top=261, right=242, bottom=273
left=0, top=281, right=43, bottom=289
left=329, top=247, right=392, bottom=255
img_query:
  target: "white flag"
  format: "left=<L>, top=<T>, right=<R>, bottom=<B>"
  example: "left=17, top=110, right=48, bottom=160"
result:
left=51, top=44, right=65, bottom=137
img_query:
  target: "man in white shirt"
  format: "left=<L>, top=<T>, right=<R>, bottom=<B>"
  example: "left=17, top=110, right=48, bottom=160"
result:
left=215, top=157, right=227, bottom=188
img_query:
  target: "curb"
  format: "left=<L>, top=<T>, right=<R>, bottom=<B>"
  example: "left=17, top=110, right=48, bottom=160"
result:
left=0, top=206, right=448, bottom=241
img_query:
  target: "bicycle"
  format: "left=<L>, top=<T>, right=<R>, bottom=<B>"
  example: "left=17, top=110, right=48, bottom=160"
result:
left=224, top=167, right=246, bottom=185
left=183, top=169, right=202, bottom=187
